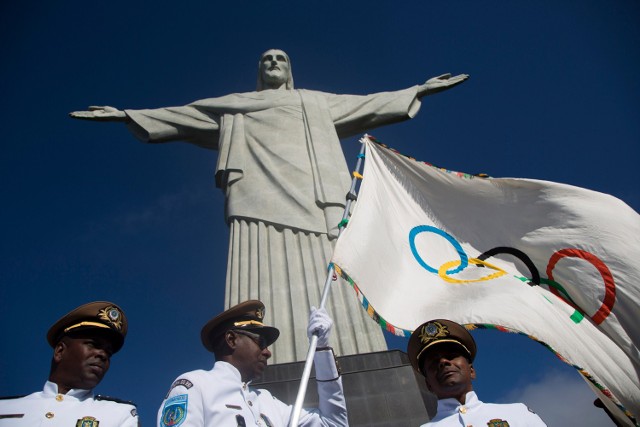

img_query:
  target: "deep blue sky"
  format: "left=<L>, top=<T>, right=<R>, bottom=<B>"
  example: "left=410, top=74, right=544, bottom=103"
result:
left=1, top=1, right=638, bottom=425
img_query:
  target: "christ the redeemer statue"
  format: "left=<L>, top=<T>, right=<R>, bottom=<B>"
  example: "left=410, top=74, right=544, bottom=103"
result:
left=71, top=49, right=468, bottom=363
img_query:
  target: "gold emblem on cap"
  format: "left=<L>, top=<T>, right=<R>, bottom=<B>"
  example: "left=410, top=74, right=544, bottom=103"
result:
left=419, top=321, right=449, bottom=345
left=98, top=306, right=123, bottom=331
left=255, top=307, right=265, bottom=320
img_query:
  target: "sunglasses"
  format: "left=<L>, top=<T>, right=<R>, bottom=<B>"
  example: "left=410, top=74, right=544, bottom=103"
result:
left=232, top=329, right=268, bottom=350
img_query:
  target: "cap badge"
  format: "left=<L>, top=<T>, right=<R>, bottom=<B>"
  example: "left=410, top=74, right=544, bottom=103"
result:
left=98, top=306, right=123, bottom=331
left=419, top=321, right=449, bottom=345
left=255, top=307, right=265, bottom=320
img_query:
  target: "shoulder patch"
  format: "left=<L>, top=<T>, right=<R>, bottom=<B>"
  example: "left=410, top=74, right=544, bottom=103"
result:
left=95, top=395, right=137, bottom=407
left=165, top=378, right=194, bottom=399
left=161, top=394, right=188, bottom=427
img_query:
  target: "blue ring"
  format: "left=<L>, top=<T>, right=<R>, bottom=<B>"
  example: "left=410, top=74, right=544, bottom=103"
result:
left=409, top=225, right=468, bottom=275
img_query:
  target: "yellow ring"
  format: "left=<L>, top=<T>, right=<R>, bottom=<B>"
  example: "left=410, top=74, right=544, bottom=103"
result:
left=438, top=258, right=507, bottom=284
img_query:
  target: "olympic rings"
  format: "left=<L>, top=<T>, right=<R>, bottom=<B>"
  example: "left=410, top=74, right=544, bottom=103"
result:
left=409, top=225, right=616, bottom=324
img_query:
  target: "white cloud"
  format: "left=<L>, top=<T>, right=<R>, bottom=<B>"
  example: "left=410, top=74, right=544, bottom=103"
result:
left=500, top=369, right=616, bottom=426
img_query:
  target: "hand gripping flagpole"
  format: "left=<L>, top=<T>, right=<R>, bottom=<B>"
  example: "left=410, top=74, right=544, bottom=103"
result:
left=288, top=135, right=370, bottom=427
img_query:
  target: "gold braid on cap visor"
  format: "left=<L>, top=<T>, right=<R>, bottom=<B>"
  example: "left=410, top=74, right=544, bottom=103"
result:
left=416, top=339, right=472, bottom=364
left=233, top=320, right=265, bottom=327
left=64, top=321, right=112, bottom=333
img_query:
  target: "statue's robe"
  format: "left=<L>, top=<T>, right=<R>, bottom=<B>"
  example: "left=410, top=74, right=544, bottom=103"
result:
left=125, top=87, right=422, bottom=362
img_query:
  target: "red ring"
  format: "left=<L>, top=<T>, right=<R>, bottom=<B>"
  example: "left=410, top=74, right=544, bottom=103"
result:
left=546, top=249, right=615, bottom=325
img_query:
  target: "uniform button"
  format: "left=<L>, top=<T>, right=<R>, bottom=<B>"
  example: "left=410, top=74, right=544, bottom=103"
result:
left=459, top=406, right=467, bottom=414
left=248, top=401, right=253, bottom=406
left=45, top=412, right=54, bottom=419
left=55, top=394, right=63, bottom=402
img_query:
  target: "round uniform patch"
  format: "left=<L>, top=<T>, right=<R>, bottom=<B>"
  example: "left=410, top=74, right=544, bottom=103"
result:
left=161, top=394, right=188, bottom=427
left=75, top=416, right=99, bottom=427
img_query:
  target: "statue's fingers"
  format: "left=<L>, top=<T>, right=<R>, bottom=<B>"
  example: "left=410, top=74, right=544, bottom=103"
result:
left=435, top=73, right=452, bottom=80
left=447, top=75, right=469, bottom=85
left=69, top=111, right=94, bottom=118
left=88, top=105, right=111, bottom=111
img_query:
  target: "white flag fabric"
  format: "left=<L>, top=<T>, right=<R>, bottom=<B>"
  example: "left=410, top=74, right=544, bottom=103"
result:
left=332, top=137, right=640, bottom=424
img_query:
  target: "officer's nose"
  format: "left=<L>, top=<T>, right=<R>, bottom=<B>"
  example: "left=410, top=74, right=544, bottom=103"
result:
left=438, top=357, right=452, bottom=368
left=262, top=347, right=272, bottom=359
left=95, top=348, right=109, bottom=361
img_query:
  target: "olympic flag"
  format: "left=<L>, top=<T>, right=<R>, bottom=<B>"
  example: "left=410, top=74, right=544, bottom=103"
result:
left=331, top=137, right=640, bottom=424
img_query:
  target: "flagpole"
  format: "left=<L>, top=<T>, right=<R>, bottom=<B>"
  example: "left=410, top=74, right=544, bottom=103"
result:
left=288, top=135, right=369, bottom=427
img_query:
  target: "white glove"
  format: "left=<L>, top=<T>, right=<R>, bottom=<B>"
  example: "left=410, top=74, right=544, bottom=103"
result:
left=307, top=306, right=333, bottom=347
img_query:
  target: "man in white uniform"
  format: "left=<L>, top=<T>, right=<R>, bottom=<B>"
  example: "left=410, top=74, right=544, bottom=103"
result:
left=408, top=319, right=547, bottom=427
left=157, top=300, right=347, bottom=427
left=70, top=49, right=469, bottom=363
left=0, top=301, right=139, bottom=426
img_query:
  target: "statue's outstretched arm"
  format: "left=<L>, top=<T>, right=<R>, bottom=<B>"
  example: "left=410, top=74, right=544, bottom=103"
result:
left=69, top=106, right=128, bottom=122
left=418, top=73, right=469, bottom=98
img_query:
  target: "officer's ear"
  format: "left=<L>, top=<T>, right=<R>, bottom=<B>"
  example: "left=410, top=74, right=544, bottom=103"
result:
left=225, top=331, right=238, bottom=350
left=469, top=363, right=476, bottom=381
left=53, top=338, right=67, bottom=363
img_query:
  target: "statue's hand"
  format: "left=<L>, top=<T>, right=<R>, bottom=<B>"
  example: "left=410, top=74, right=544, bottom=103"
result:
left=69, top=106, right=127, bottom=122
left=419, top=73, right=469, bottom=97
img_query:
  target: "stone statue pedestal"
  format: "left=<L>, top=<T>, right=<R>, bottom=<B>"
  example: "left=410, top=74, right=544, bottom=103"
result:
left=253, top=349, right=437, bottom=426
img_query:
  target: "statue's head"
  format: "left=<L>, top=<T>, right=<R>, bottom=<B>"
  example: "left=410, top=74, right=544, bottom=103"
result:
left=257, top=49, right=294, bottom=91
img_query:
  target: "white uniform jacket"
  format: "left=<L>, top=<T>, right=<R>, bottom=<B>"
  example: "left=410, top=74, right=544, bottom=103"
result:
left=421, top=391, right=546, bottom=427
left=0, top=381, right=138, bottom=426
left=157, top=350, right=347, bottom=427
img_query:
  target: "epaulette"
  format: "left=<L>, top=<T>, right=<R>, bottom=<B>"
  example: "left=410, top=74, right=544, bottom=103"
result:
left=0, top=395, right=26, bottom=400
left=95, top=395, right=137, bottom=407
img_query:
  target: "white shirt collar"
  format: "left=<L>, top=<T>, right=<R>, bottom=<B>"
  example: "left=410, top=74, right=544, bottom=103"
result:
left=435, top=391, right=481, bottom=417
left=214, top=361, right=246, bottom=381
left=43, top=381, right=93, bottom=400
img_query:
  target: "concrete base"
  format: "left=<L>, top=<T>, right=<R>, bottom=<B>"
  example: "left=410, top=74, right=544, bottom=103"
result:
left=252, top=350, right=437, bottom=426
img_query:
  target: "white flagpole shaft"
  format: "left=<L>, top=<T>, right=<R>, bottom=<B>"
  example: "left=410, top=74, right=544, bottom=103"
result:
left=288, top=135, right=370, bottom=427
